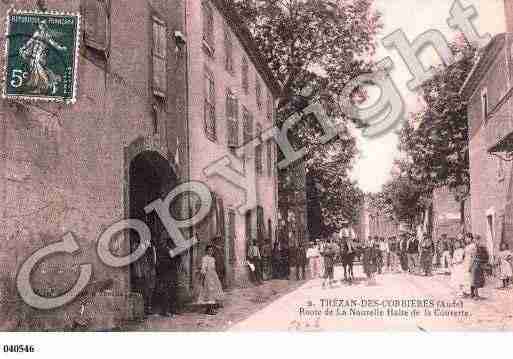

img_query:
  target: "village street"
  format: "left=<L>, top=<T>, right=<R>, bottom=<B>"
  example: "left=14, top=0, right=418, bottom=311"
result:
left=230, top=265, right=513, bottom=332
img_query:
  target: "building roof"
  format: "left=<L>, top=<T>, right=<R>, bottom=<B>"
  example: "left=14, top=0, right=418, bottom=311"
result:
left=460, top=34, right=507, bottom=99
left=211, top=0, right=282, bottom=97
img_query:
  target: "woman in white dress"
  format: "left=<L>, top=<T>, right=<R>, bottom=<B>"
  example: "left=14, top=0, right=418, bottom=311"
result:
left=451, top=240, right=467, bottom=296
left=497, top=242, right=513, bottom=289
left=306, top=242, right=321, bottom=278
left=197, top=245, right=225, bottom=315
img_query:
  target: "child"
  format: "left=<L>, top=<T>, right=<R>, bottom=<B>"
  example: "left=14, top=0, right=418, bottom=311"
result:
left=441, top=241, right=452, bottom=275
left=450, top=240, right=467, bottom=297
left=497, top=242, right=513, bottom=289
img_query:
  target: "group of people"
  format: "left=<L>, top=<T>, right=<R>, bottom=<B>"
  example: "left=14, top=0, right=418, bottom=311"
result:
left=304, top=232, right=358, bottom=288
left=171, top=231, right=513, bottom=317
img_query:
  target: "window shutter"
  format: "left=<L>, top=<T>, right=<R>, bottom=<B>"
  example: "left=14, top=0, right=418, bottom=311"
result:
left=226, top=91, right=239, bottom=148
left=152, top=18, right=167, bottom=97
left=82, top=0, right=109, bottom=52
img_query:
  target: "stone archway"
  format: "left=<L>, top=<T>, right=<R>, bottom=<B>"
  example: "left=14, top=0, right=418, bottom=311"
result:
left=126, top=143, right=178, bottom=314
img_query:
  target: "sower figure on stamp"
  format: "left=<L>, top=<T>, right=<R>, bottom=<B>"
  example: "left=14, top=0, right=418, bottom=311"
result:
left=19, top=20, right=67, bottom=95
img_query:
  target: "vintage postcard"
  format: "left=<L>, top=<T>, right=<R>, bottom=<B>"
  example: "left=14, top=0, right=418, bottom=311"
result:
left=1, top=0, right=513, bottom=344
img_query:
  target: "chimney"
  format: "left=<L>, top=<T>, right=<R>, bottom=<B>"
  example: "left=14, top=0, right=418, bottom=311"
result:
left=505, top=0, right=513, bottom=33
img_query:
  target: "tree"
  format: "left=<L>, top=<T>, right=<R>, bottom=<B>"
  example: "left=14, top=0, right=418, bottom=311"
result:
left=234, top=0, right=382, bottom=234
left=399, top=42, right=476, bottom=196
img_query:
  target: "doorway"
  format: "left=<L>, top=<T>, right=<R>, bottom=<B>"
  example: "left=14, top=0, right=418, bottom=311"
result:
left=128, top=151, right=177, bottom=313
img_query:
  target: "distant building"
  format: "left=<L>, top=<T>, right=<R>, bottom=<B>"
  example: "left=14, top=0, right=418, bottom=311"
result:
left=359, top=196, right=400, bottom=241
left=431, top=186, right=471, bottom=240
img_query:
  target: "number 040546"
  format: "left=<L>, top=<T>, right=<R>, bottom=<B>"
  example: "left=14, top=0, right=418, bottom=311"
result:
left=3, top=344, right=35, bottom=353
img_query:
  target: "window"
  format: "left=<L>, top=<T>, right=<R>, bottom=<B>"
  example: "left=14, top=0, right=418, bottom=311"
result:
left=266, top=141, right=273, bottom=176
left=226, top=89, right=239, bottom=148
left=227, top=209, right=236, bottom=263
left=82, top=0, right=110, bottom=53
left=481, top=88, right=488, bottom=122
left=224, top=25, right=234, bottom=73
left=202, top=1, right=215, bottom=56
left=242, top=57, right=249, bottom=94
left=256, top=80, right=262, bottom=109
left=266, top=92, right=273, bottom=122
left=498, top=157, right=505, bottom=181
left=245, top=210, right=252, bottom=246
left=152, top=17, right=167, bottom=98
left=242, top=107, right=253, bottom=145
left=204, top=68, right=216, bottom=141
left=255, top=124, right=263, bottom=174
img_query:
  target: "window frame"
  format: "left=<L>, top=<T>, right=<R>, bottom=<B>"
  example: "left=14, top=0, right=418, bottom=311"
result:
left=82, top=0, right=111, bottom=54
left=226, top=88, right=239, bottom=148
left=224, top=24, right=234, bottom=74
left=204, top=67, right=217, bottom=141
left=152, top=16, right=167, bottom=98
left=255, top=123, right=263, bottom=175
left=242, top=57, right=249, bottom=94
left=202, top=1, right=215, bottom=57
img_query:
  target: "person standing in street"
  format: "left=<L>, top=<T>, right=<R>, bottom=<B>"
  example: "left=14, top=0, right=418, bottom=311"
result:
left=247, top=239, right=262, bottom=284
left=440, top=240, right=452, bottom=275
left=321, top=237, right=337, bottom=288
left=469, top=235, right=489, bottom=300
left=380, top=237, right=390, bottom=272
left=362, top=241, right=378, bottom=282
left=419, top=234, right=434, bottom=276
left=451, top=239, right=467, bottom=297
left=388, top=237, right=400, bottom=273
left=154, top=233, right=181, bottom=317
left=306, top=241, right=321, bottom=279
left=197, top=245, right=225, bottom=315
left=497, top=242, right=513, bottom=289
left=295, top=242, right=307, bottom=281
left=407, top=234, right=419, bottom=274
left=399, top=233, right=409, bottom=272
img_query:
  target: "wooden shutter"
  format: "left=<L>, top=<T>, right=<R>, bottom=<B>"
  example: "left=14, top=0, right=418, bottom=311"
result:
left=152, top=18, right=167, bottom=97
left=82, top=0, right=109, bottom=52
left=226, top=90, right=239, bottom=148
left=228, top=210, right=236, bottom=263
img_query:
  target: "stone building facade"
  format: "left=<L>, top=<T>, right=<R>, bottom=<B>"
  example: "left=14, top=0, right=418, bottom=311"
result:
left=184, top=0, right=280, bottom=287
left=0, top=0, right=230, bottom=329
left=461, top=11, right=513, bottom=258
left=0, top=0, right=280, bottom=329
left=359, top=196, right=400, bottom=241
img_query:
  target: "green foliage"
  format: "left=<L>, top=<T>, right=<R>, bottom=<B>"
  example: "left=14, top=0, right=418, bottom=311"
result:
left=233, top=0, right=382, bottom=229
left=399, top=43, right=476, bottom=193
left=375, top=42, right=476, bottom=223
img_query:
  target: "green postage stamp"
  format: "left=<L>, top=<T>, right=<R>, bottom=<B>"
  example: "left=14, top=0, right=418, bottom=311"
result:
left=2, top=9, right=81, bottom=103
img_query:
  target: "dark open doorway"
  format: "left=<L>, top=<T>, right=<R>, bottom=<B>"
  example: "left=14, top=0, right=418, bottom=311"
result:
left=128, top=151, right=178, bottom=315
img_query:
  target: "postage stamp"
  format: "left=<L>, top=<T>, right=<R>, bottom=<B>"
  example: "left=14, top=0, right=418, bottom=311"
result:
left=2, top=9, right=81, bottom=104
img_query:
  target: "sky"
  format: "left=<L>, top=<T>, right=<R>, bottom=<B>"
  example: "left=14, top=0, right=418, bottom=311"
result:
left=350, top=0, right=506, bottom=193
